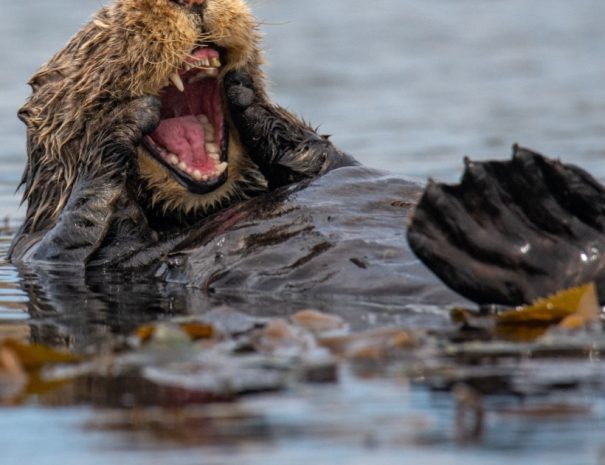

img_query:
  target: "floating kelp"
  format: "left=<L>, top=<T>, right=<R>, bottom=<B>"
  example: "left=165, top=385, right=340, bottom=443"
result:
left=496, top=282, right=600, bottom=326
left=450, top=283, right=602, bottom=343
left=0, top=339, right=81, bottom=404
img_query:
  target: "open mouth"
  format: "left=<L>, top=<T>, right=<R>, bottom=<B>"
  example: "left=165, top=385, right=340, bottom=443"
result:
left=143, top=46, right=229, bottom=195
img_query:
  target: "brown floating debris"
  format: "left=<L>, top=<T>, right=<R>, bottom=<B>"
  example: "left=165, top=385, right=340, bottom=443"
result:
left=0, top=345, right=27, bottom=401
left=137, top=322, right=215, bottom=343
left=291, top=309, right=346, bottom=333
left=319, top=327, right=416, bottom=361
left=255, top=319, right=317, bottom=356
left=1, top=339, right=81, bottom=369
left=0, top=339, right=82, bottom=403
left=179, top=323, right=215, bottom=340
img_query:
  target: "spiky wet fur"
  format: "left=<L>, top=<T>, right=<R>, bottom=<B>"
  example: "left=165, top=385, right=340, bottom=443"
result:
left=18, top=0, right=268, bottom=234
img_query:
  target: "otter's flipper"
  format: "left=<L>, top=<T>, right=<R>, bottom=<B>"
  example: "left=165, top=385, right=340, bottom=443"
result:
left=407, top=146, right=605, bottom=305
left=15, top=97, right=160, bottom=265
left=224, top=71, right=357, bottom=188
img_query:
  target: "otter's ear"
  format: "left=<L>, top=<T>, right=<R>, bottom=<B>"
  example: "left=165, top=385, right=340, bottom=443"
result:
left=407, top=146, right=605, bottom=305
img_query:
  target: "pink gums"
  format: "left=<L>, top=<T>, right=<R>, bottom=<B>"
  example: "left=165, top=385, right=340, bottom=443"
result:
left=185, top=47, right=220, bottom=66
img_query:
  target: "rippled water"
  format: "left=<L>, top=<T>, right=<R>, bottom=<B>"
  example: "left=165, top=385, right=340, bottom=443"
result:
left=1, top=0, right=605, bottom=464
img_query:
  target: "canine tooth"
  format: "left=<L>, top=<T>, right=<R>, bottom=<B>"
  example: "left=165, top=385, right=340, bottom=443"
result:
left=206, top=143, right=218, bottom=153
left=210, top=57, right=221, bottom=68
left=216, top=162, right=228, bottom=175
left=170, top=72, right=185, bottom=92
left=168, top=154, right=179, bottom=165
left=193, top=170, right=202, bottom=180
left=178, top=161, right=187, bottom=172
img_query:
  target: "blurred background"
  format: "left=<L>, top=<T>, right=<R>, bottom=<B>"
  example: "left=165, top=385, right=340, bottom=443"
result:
left=1, top=0, right=605, bottom=219
left=1, top=3, right=605, bottom=464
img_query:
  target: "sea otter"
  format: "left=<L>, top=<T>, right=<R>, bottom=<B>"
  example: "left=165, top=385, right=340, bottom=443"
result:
left=13, top=0, right=353, bottom=249
left=9, top=0, right=462, bottom=305
left=11, top=0, right=605, bottom=307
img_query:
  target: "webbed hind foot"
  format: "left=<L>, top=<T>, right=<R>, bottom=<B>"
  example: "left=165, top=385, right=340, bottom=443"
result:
left=408, top=145, right=605, bottom=305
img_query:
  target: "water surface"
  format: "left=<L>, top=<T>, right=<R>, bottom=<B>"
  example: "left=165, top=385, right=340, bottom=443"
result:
left=1, top=0, right=605, bottom=464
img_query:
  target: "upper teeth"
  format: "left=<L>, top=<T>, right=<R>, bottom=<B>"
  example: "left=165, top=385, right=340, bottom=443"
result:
left=185, top=56, right=222, bottom=71
left=169, top=73, right=185, bottom=92
left=168, top=55, right=222, bottom=92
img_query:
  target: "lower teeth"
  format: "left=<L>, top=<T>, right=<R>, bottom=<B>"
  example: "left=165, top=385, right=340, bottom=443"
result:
left=155, top=113, right=226, bottom=183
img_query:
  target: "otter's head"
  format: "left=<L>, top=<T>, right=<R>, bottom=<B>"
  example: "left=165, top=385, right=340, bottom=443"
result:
left=19, top=0, right=268, bottom=232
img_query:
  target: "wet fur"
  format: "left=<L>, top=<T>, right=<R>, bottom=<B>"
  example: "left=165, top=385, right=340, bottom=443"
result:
left=17, top=0, right=266, bottom=234
left=12, top=0, right=353, bottom=264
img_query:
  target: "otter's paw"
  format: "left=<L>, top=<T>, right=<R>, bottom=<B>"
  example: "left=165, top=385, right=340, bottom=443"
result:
left=224, top=71, right=271, bottom=147
left=112, top=95, right=161, bottom=145
left=224, top=71, right=257, bottom=109
left=407, top=146, right=605, bottom=305
left=85, top=96, right=160, bottom=173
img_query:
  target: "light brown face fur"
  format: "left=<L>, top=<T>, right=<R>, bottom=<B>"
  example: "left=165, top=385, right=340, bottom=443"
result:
left=19, top=0, right=268, bottom=230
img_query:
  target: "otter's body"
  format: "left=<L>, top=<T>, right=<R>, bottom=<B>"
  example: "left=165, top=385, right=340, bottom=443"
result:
left=127, top=167, right=455, bottom=304
left=11, top=163, right=460, bottom=305
left=10, top=0, right=460, bottom=305
left=13, top=0, right=605, bottom=307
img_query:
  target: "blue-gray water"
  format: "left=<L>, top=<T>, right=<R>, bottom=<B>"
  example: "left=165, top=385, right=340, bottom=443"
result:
left=1, top=0, right=605, bottom=464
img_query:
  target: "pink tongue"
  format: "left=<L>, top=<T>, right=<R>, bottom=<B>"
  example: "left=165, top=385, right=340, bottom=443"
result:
left=150, top=116, right=206, bottom=166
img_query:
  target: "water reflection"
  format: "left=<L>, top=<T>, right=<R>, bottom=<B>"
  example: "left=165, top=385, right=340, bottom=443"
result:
left=2, top=0, right=605, bottom=463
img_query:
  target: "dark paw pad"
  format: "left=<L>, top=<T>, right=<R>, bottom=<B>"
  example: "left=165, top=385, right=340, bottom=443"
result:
left=225, top=71, right=256, bottom=108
